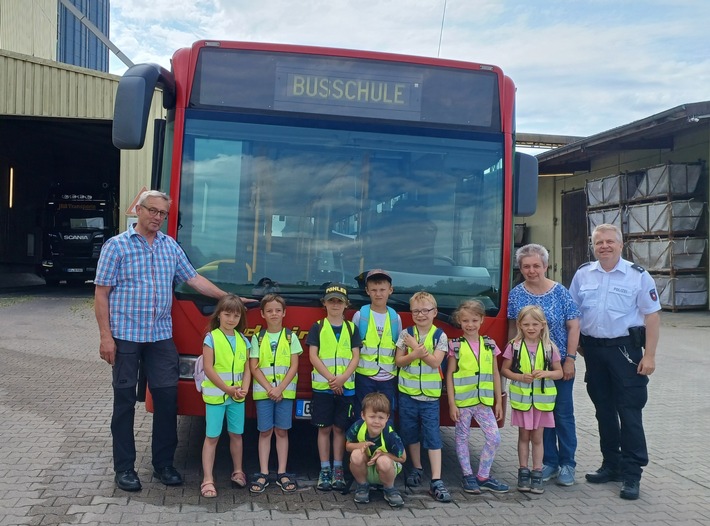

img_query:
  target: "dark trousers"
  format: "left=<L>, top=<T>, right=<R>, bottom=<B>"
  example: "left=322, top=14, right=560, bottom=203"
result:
left=111, top=339, right=179, bottom=472
left=582, top=336, right=648, bottom=481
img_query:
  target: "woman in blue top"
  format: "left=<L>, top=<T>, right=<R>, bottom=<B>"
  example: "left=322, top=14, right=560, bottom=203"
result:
left=507, top=244, right=581, bottom=486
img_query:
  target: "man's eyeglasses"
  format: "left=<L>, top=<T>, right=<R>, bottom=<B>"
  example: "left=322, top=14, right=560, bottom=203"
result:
left=141, top=206, right=169, bottom=219
left=411, top=308, right=436, bottom=316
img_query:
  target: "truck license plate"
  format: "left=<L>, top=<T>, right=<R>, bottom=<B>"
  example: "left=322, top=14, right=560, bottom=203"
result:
left=66, top=268, right=83, bottom=273
left=295, top=399, right=312, bottom=419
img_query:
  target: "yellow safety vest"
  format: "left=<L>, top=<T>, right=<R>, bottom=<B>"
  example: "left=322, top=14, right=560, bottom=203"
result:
left=509, top=340, right=557, bottom=412
left=253, top=329, right=298, bottom=400
left=452, top=336, right=495, bottom=408
left=356, top=422, right=393, bottom=457
left=357, top=309, right=397, bottom=376
left=202, top=329, right=248, bottom=405
left=311, top=319, right=356, bottom=391
left=397, top=326, right=443, bottom=398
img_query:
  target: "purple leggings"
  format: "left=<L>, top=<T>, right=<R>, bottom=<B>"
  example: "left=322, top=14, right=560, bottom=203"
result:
left=454, top=404, right=501, bottom=478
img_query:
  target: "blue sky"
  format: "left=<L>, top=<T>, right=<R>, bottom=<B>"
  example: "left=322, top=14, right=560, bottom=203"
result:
left=109, top=0, right=710, bottom=138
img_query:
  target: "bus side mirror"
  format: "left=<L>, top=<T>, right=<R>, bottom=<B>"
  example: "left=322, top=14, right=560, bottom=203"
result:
left=112, top=64, right=175, bottom=150
left=513, top=152, right=538, bottom=217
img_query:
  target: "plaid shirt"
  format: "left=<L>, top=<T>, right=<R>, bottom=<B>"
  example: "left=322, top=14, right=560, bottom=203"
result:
left=95, top=225, right=197, bottom=342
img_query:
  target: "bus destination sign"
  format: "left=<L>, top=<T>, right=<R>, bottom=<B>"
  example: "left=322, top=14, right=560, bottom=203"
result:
left=274, top=65, right=423, bottom=120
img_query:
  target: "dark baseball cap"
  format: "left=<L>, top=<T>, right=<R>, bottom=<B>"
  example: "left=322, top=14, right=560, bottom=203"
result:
left=323, top=283, right=348, bottom=301
left=365, top=269, right=392, bottom=283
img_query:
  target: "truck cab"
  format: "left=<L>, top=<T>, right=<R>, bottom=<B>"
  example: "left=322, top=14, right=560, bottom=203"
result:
left=38, top=189, right=117, bottom=286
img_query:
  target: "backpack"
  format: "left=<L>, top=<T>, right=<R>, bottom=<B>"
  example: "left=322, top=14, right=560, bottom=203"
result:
left=194, top=354, right=206, bottom=392
left=358, top=305, right=400, bottom=342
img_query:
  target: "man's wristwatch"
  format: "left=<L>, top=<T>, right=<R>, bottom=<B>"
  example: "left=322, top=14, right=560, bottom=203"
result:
left=566, top=354, right=577, bottom=361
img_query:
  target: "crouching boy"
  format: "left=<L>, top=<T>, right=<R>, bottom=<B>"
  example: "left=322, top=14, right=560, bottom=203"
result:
left=345, top=392, right=406, bottom=507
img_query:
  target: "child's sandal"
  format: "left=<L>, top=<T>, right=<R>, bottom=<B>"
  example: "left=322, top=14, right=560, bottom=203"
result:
left=200, top=481, right=217, bottom=498
left=276, top=472, right=298, bottom=493
left=406, top=467, right=423, bottom=487
left=231, top=470, right=247, bottom=488
left=249, top=472, right=269, bottom=494
left=429, top=480, right=452, bottom=502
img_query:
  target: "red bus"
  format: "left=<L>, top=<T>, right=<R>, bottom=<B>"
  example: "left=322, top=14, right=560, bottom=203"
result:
left=112, top=41, right=538, bottom=423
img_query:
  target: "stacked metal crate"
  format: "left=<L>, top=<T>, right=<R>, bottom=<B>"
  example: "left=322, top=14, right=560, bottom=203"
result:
left=586, top=163, right=707, bottom=311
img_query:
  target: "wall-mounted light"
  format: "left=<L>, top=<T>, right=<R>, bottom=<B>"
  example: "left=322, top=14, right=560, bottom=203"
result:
left=9, top=167, right=14, bottom=209
left=688, top=114, right=710, bottom=123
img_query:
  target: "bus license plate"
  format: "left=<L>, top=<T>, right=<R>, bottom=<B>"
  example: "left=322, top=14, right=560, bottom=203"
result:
left=66, top=268, right=83, bottom=273
left=295, top=399, right=312, bottom=419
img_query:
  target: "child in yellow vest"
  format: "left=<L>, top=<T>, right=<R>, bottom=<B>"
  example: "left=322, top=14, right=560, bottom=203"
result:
left=394, top=291, right=451, bottom=502
left=307, top=283, right=361, bottom=491
left=501, top=305, right=562, bottom=494
left=199, top=294, right=251, bottom=498
left=346, top=392, right=406, bottom=507
left=249, top=294, right=303, bottom=494
left=445, top=300, right=509, bottom=494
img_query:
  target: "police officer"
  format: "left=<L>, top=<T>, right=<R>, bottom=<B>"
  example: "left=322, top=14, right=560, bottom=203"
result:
left=569, top=223, right=660, bottom=500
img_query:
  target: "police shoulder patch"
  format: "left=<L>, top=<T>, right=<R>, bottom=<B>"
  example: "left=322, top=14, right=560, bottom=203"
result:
left=631, top=263, right=646, bottom=273
left=650, top=288, right=658, bottom=302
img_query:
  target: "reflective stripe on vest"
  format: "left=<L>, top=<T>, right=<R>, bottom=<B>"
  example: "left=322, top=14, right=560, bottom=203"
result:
left=253, top=329, right=298, bottom=400
left=509, top=341, right=557, bottom=412
left=452, top=336, right=495, bottom=407
left=356, top=422, right=392, bottom=457
left=357, top=308, right=397, bottom=376
left=397, top=325, right=442, bottom=398
left=202, top=329, right=248, bottom=405
left=311, top=319, right=355, bottom=390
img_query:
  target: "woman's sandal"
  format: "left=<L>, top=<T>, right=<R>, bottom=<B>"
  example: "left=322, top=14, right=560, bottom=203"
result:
left=276, top=472, right=297, bottom=493
left=200, top=481, right=217, bottom=498
left=249, top=472, right=270, bottom=494
left=231, top=470, right=247, bottom=488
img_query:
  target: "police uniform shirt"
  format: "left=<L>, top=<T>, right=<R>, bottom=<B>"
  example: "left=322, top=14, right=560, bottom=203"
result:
left=569, top=258, right=661, bottom=339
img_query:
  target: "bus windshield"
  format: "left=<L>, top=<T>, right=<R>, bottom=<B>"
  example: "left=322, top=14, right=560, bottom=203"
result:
left=175, top=112, right=504, bottom=313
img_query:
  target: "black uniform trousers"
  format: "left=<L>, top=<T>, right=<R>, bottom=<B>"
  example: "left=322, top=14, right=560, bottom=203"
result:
left=581, top=335, right=648, bottom=482
left=111, top=338, right=179, bottom=472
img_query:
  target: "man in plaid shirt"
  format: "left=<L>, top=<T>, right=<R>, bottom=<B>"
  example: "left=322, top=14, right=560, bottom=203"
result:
left=95, top=190, right=226, bottom=492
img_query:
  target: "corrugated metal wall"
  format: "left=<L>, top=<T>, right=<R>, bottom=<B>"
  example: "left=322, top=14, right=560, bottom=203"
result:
left=0, top=49, right=116, bottom=118
left=0, top=0, right=57, bottom=61
left=0, top=49, right=166, bottom=229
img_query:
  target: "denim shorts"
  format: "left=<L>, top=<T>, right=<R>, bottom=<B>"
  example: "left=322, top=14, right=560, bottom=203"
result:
left=205, top=397, right=245, bottom=438
left=397, top=393, right=442, bottom=449
left=255, top=398, right=294, bottom=432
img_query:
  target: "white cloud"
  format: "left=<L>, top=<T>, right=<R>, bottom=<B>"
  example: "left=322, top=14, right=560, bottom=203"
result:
left=109, top=0, right=710, bottom=136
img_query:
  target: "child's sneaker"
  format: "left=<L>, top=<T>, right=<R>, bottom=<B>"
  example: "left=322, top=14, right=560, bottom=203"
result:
left=317, top=467, right=332, bottom=491
left=530, top=469, right=544, bottom=494
left=331, top=466, right=346, bottom=490
left=556, top=465, right=576, bottom=486
left=461, top=474, right=481, bottom=494
left=383, top=487, right=404, bottom=508
left=353, top=482, right=370, bottom=503
left=517, top=467, right=531, bottom=492
left=477, top=476, right=509, bottom=493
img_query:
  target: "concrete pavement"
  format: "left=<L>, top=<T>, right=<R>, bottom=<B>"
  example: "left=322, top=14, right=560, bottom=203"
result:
left=0, top=287, right=709, bottom=525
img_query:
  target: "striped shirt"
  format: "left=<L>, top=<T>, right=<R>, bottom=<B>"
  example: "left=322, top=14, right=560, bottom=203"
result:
left=95, top=225, right=197, bottom=342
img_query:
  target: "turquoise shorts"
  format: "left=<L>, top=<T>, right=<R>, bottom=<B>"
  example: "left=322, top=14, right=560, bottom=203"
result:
left=205, top=397, right=245, bottom=438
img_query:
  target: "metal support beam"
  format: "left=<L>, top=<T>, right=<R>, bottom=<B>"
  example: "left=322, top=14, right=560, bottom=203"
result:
left=59, top=0, right=134, bottom=68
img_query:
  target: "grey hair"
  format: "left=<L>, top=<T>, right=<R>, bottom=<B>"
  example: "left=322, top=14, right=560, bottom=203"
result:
left=592, top=223, right=623, bottom=244
left=137, top=190, right=171, bottom=208
left=515, top=243, right=549, bottom=268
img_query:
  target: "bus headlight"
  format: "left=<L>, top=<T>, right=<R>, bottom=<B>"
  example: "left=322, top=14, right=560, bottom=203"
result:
left=178, top=355, right=199, bottom=380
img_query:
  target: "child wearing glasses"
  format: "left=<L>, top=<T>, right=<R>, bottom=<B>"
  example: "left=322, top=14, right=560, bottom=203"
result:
left=394, top=291, right=451, bottom=502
